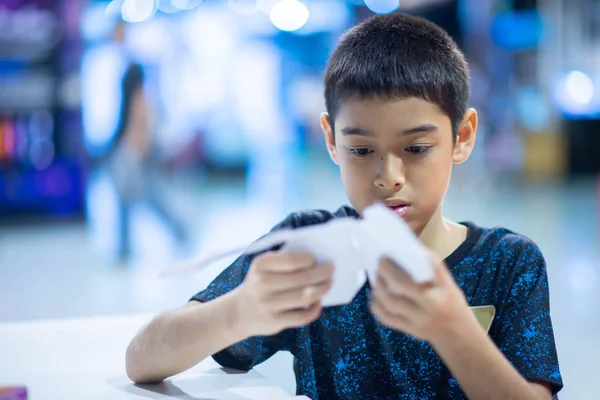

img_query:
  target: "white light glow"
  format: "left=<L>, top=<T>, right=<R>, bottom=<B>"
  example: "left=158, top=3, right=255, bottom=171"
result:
left=364, top=0, right=399, bottom=14
left=565, top=70, right=595, bottom=105
left=121, top=0, right=156, bottom=23
left=269, top=0, right=309, bottom=32
left=554, top=70, right=600, bottom=116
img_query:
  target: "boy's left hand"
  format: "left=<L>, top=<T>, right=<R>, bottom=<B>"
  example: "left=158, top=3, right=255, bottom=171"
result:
left=371, top=256, right=476, bottom=344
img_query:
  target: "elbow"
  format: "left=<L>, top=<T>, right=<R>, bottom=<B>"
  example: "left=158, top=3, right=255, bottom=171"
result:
left=127, top=371, right=163, bottom=385
left=125, top=340, right=164, bottom=384
left=125, top=362, right=150, bottom=385
left=125, top=366, right=147, bottom=385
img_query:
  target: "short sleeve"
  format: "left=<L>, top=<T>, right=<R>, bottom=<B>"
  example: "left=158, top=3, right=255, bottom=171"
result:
left=189, top=212, right=299, bottom=371
left=492, top=240, right=563, bottom=395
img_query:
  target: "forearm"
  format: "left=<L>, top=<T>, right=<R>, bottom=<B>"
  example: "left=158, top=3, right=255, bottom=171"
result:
left=432, top=317, right=541, bottom=400
left=125, top=289, right=248, bottom=384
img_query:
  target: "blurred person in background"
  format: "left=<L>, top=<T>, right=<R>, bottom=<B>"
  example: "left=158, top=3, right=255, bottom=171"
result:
left=104, top=57, right=187, bottom=263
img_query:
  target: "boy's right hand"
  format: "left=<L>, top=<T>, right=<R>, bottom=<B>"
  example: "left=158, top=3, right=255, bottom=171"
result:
left=234, top=251, right=333, bottom=337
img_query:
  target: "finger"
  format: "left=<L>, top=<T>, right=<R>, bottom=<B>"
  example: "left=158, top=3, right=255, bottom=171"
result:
left=257, top=251, right=316, bottom=273
left=372, top=279, right=423, bottom=319
left=378, top=257, right=412, bottom=284
left=266, top=281, right=332, bottom=312
left=278, top=301, right=323, bottom=328
left=263, top=263, right=334, bottom=293
left=433, top=258, right=453, bottom=284
left=371, top=296, right=410, bottom=331
left=378, top=258, right=432, bottom=299
left=424, top=250, right=451, bottom=281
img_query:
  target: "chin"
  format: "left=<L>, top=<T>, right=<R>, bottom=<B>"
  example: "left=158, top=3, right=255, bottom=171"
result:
left=409, top=220, right=427, bottom=237
left=412, top=212, right=442, bottom=238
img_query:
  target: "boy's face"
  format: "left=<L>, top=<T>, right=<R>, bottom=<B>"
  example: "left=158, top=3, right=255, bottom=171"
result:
left=321, top=96, right=477, bottom=235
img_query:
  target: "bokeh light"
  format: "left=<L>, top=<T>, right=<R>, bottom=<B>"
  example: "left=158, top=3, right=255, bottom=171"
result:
left=565, top=71, right=595, bottom=105
left=364, top=0, right=399, bottom=14
left=269, top=0, right=309, bottom=32
left=121, top=0, right=156, bottom=23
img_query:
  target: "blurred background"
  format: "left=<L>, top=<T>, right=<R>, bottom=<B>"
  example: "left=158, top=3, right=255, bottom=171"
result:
left=0, top=0, right=598, bottom=398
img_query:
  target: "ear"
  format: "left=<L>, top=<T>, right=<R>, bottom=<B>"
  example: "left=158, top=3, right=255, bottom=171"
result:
left=320, top=112, right=339, bottom=165
left=453, top=108, right=478, bottom=164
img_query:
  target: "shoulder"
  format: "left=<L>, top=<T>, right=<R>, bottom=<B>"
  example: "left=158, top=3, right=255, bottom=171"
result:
left=272, top=205, right=359, bottom=231
left=470, top=224, right=545, bottom=267
left=466, top=224, right=548, bottom=303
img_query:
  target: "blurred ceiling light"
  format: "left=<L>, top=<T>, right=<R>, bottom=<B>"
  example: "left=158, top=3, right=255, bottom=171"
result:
left=554, top=70, right=600, bottom=118
left=364, top=0, right=399, bottom=14
left=171, top=0, right=204, bottom=10
left=229, top=0, right=261, bottom=14
left=269, top=0, right=309, bottom=32
left=121, top=0, right=157, bottom=23
left=565, top=71, right=595, bottom=105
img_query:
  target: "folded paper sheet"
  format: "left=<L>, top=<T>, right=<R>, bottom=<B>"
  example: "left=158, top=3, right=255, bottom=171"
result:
left=162, top=203, right=434, bottom=307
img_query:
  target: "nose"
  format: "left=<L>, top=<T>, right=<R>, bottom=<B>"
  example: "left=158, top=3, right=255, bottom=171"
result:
left=374, top=154, right=405, bottom=191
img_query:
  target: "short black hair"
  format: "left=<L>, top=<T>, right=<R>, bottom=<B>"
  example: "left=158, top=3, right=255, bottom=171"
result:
left=324, top=13, right=470, bottom=138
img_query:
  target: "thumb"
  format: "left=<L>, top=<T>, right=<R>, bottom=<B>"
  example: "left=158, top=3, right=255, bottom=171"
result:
left=427, top=251, right=450, bottom=284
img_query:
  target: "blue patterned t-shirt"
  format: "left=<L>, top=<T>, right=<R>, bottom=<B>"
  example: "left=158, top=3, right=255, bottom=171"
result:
left=191, top=206, right=563, bottom=399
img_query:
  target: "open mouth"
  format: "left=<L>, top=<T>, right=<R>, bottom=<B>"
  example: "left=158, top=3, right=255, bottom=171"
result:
left=387, top=204, right=411, bottom=217
left=383, top=198, right=411, bottom=217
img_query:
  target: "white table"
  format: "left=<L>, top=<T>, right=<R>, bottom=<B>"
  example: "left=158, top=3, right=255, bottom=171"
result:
left=0, top=314, right=307, bottom=399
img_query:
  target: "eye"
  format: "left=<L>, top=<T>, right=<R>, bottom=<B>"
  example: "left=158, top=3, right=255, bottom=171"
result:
left=405, top=145, right=431, bottom=155
left=348, top=148, right=373, bottom=158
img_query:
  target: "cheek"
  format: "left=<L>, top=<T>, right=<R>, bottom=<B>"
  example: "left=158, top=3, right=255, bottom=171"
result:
left=408, top=156, right=452, bottom=202
left=340, top=162, right=370, bottom=188
left=339, top=160, right=376, bottom=201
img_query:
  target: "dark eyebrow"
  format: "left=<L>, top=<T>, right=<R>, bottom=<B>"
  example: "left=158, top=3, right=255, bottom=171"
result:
left=340, top=127, right=374, bottom=137
left=340, top=124, right=439, bottom=137
left=401, top=124, right=439, bottom=135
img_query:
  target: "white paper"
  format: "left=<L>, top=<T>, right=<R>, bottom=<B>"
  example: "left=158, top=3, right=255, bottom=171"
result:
left=161, top=203, right=434, bottom=307
left=281, top=219, right=366, bottom=307
left=251, top=203, right=433, bottom=307
left=360, top=203, right=434, bottom=285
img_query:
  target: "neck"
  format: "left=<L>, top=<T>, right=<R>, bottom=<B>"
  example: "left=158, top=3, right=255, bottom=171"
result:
left=417, top=205, right=467, bottom=261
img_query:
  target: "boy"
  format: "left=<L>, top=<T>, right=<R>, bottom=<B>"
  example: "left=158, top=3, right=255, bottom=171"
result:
left=125, top=14, right=562, bottom=399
